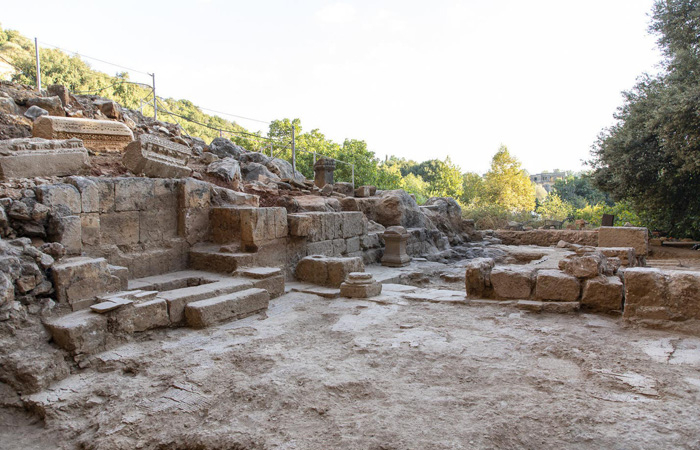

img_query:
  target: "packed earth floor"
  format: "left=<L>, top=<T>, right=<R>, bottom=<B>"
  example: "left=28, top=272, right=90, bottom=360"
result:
left=2, top=263, right=700, bottom=450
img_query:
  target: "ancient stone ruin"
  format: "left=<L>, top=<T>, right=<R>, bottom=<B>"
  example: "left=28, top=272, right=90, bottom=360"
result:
left=0, top=81, right=699, bottom=449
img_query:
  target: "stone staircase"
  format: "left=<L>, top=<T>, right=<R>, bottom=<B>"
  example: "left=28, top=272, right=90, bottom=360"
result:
left=45, top=267, right=284, bottom=359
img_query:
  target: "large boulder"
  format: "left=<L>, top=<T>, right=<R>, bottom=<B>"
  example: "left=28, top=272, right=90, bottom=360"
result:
left=241, top=162, right=280, bottom=182
left=423, top=197, right=468, bottom=243
left=265, top=157, right=305, bottom=183
left=239, top=151, right=270, bottom=165
left=375, top=190, right=425, bottom=228
left=208, top=138, right=246, bottom=159
left=26, top=96, right=65, bottom=117
left=206, top=157, right=242, bottom=186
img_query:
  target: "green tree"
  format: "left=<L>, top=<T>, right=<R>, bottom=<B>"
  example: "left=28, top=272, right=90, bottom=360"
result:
left=590, top=0, right=700, bottom=238
left=461, top=172, right=485, bottom=205
left=401, top=173, right=429, bottom=204
left=552, top=173, right=611, bottom=209
left=482, top=145, right=536, bottom=212
left=537, top=192, right=573, bottom=221
left=375, top=163, right=403, bottom=190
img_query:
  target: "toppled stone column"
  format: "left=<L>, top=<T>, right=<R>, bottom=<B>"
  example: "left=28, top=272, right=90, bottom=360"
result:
left=0, top=138, right=89, bottom=180
left=33, top=116, right=134, bottom=152
left=313, top=157, right=335, bottom=188
left=123, top=134, right=192, bottom=178
left=340, top=272, right=382, bottom=298
left=381, top=226, right=411, bottom=267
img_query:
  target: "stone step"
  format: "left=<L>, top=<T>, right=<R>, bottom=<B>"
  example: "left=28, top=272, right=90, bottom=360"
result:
left=189, top=244, right=256, bottom=273
left=157, top=277, right=255, bottom=324
left=185, top=288, right=270, bottom=328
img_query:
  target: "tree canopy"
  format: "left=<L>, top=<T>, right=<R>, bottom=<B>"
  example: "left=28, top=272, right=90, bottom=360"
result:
left=590, top=0, right=700, bottom=238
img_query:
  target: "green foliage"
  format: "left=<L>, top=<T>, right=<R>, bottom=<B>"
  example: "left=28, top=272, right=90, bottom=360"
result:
left=551, top=173, right=612, bottom=209
left=400, top=173, right=429, bottom=204
left=461, top=172, right=485, bottom=205
left=536, top=192, right=573, bottom=221
left=375, top=163, right=403, bottom=190
left=482, top=145, right=536, bottom=213
left=590, top=0, right=700, bottom=238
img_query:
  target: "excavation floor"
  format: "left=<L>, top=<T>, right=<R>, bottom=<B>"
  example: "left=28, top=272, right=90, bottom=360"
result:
left=3, top=289, right=700, bottom=449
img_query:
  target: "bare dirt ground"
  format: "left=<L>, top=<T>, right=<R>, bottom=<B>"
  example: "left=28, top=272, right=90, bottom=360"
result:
left=2, top=280, right=700, bottom=450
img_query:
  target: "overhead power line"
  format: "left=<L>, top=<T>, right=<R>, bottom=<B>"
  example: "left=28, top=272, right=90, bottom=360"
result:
left=38, top=40, right=152, bottom=76
left=197, top=106, right=270, bottom=125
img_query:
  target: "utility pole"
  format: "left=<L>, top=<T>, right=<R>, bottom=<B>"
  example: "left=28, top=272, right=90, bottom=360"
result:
left=291, top=124, right=296, bottom=172
left=150, top=72, right=157, bottom=121
left=352, top=164, right=355, bottom=189
left=34, top=38, right=41, bottom=92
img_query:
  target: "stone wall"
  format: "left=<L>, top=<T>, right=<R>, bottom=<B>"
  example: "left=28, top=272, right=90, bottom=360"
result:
left=493, top=229, right=599, bottom=247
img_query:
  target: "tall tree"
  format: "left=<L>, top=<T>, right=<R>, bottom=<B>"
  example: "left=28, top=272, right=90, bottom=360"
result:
left=590, top=0, right=700, bottom=237
left=482, top=146, right=536, bottom=212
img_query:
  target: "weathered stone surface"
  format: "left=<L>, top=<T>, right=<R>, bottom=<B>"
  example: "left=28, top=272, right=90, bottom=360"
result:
left=465, top=258, right=495, bottom=298
left=52, top=257, right=122, bottom=310
left=296, top=255, right=364, bottom=287
left=240, top=207, right=288, bottom=252
left=208, top=138, right=246, bottom=159
left=47, top=84, right=71, bottom=106
left=185, top=288, right=269, bottom=328
left=598, top=227, right=648, bottom=257
left=313, top=157, right=336, bottom=188
left=24, top=105, right=48, bottom=120
left=0, top=97, right=18, bottom=115
left=44, top=310, right=107, bottom=354
left=333, top=182, right=354, bottom=197
left=517, top=300, right=580, bottom=314
left=622, top=268, right=668, bottom=320
left=535, top=269, right=580, bottom=302
left=598, top=247, right=636, bottom=267
left=123, top=134, right=192, bottom=178
left=490, top=266, right=535, bottom=299
left=49, top=215, right=82, bottom=255
left=375, top=190, right=425, bottom=228
left=241, top=162, right=279, bottom=182
left=66, top=176, right=99, bottom=213
left=287, top=214, right=312, bottom=237
left=36, top=182, right=81, bottom=214
left=248, top=274, right=285, bottom=299
left=32, top=116, right=134, bottom=152
left=27, top=96, right=64, bottom=116
left=0, top=138, right=88, bottom=180
left=206, top=157, right=241, bottom=186
left=381, top=226, right=411, bottom=267
left=354, top=186, right=373, bottom=197
left=238, top=267, right=283, bottom=279
left=132, top=298, right=170, bottom=332
left=210, top=207, right=244, bottom=244
left=559, top=254, right=605, bottom=279
left=582, top=276, right=623, bottom=312
left=94, top=99, right=120, bottom=119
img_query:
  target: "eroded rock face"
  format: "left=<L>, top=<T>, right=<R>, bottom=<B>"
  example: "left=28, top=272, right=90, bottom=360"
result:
left=465, top=257, right=495, bottom=298
left=375, top=190, right=425, bottom=228
left=206, top=158, right=242, bottom=187
left=208, top=138, right=246, bottom=159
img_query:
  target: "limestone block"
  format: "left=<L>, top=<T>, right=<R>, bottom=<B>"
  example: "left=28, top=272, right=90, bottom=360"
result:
left=108, top=264, right=129, bottom=290
left=599, top=247, right=636, bottom=267
left=582, top=276, right=623, bottom=312
left=340, top=197, right=359, bottom=211
left=622, top=268, right=668, bottom=320
left=94, top=178, right=115, bottom=213
left=340, top=272, right=382, bottom=298
left=100, top=211, right=139, bottom=246
left=178, top=207, right=210, bottom=245
left=114, top=177, right=155, bottom=211
left=306, top=240, right=334, bottom=256
left=80, top=213, right=100, bottom=247
left=354, top=186, right=372, bottom=197
left=249, top=275, right=285, bottom=299
left=598, top=226, right=648, bottom=257
left=360, top=233, right=381, bottom=250
left=32, top=116, right=134, bottom=152
left=490, top=266, right=534, bottom=299
left=559, top=254, right=604, bottom=279
left=240, top=207, right=287, bottom=251
left=179, top=178, right=211, bottom=209
left=66, top=176, right=99, bottom=213
left=465, top=258, right=495, bottom=298
left=151, top=178, right=179, bottom=210
left=346, top=236, right=361, bottom=253
left=333, top=182, right=354, bottom=196
left=185, top=288, right=269, bottom=328
left=517, top=300, right=580, bottom=314
left=287, top=214, right=312, bottom=237
left=47, top=84, right=70, bottom=106
left=133, top=298, right=170, bottom=332
left=296, top=255, right=364, bottom=287
left=50, top=215, right=82, bottom=255
left=36, top=183, right=81, bottom=214
left=0, top=138, right=88, bottom=180
left=27, top=96, right=64, bottom=116
left=666, top=270, right=700, bottom=321
left=535, top=270, right=580, bottom=302
left=139, top=209, right=177, bottom=243
left=52, top=257, right=122, bottom=310
left=45, top=310, right=107, bottom=354
left=210, top=206, right=245, bottom=244
left=332, top=238, right=346, bottom=256
left=122, top=134, right=192, bottom=178
left=340, top=212, right=365, bottom=238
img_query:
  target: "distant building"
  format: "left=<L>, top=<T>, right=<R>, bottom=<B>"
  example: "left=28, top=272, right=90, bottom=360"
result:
left=530, top=170, right=568, bottom=193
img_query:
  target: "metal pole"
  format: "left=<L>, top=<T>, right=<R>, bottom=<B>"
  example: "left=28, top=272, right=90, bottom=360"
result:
left=139, top=100, right=143, bottom=114
left=34, top=38, right=41, bottom=92
left=291, top=125, right=296, bottom=172
left=150, top=73, right=157, bottom=121
left=352, top=164, right=355, bottom=188
left=313, top=152, right=316, bottom=165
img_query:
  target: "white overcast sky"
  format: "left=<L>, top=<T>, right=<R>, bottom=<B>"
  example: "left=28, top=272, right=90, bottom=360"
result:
left=2, top=0, right=661, bottom=174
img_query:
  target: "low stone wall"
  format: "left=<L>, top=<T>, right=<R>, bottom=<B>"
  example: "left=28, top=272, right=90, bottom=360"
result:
left=493, top=229, right=599, bottom=247
left=623, top=268, right=700, bottom=327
